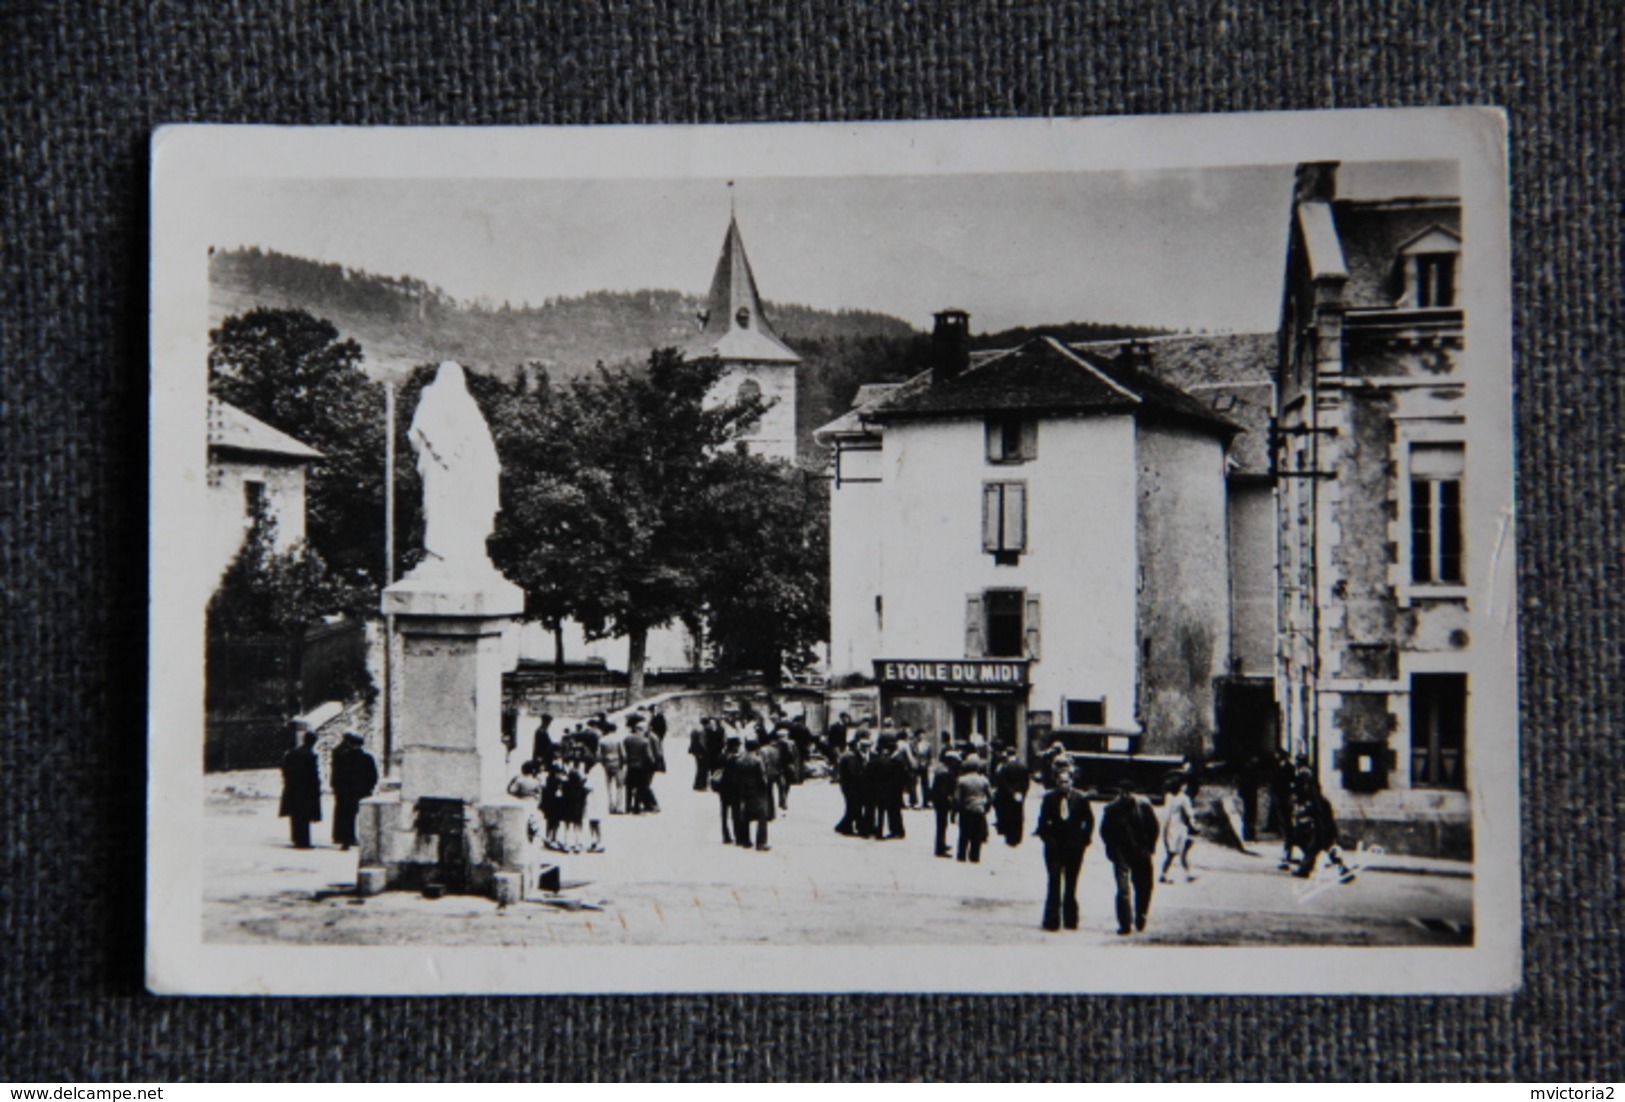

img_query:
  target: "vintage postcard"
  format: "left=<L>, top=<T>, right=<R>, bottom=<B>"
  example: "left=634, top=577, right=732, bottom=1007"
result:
left=149, top=109, right=1518, bottom=994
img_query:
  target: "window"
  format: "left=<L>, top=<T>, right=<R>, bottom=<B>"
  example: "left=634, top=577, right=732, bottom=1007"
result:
left=982, top=480, right=1027, bottom=564
left=1415, top=254, right=1456, bottom=307
left=1063, top=698, right=1106, bottom=726
left=736, top=305, right=751, bottom=328
left=243, top=479, right=267, bottom=525
left=965, top=590, right=1041, bottom=659
left=1410, top=443, right=1464, bottom=584
left=984, top=590, right=1025, bottom=658
left=1411, top=673, right=1467, bottom=789
left=985, top=416, right=1037, bottom=464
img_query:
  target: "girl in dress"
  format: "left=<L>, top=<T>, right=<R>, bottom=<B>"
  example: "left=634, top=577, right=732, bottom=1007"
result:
left=1159, top=777, right=1199, bottom=883
left=582, top=747, right=608, bottom=853
left=507, top=759, right=545, bottom=852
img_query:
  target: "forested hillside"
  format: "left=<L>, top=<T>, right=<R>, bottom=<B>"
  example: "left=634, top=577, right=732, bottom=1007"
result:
left=210, top=247, right=1176, bottom=458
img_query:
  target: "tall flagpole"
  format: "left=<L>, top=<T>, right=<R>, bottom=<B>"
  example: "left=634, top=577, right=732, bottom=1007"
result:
left=382, top=377, right=397, bottom=773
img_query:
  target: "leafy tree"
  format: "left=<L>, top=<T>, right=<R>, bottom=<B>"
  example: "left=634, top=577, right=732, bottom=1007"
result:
left=209, top=308, right=387, bottom=587
left=540, top=349, right=766, bottom=700
left=696, top=455, right=830, bottom=682
left=207, top=508, right=371, bottom=638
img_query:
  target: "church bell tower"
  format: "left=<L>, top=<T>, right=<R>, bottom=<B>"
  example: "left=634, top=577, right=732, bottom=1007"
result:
left=690, top=212, right=801, bottom=462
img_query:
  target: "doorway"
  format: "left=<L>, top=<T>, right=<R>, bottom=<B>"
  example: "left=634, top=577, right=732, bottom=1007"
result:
left=951, top=697, right=1020, bottom=753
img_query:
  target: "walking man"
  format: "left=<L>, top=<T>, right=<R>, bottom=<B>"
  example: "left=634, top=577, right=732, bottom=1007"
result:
left=329, top=731, right=379, bottom=851
left=1035, top=756, right=1094, bottom=931
left=1099, top=781, right=1160, bottom=935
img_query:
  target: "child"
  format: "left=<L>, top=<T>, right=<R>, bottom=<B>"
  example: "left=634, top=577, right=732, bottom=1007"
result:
left=507, top=759, right=545, bottom=850
left=540, top=760, right=566, bottom=852
left=1159, top=777, right=1199, bottom=883
left=561, top=751, right=588, bottom=854
left=582, top=751, right=607, bottom=853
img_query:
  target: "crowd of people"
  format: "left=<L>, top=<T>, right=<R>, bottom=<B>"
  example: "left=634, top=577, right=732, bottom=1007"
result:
left=278, top=699, right=1359, bottom=937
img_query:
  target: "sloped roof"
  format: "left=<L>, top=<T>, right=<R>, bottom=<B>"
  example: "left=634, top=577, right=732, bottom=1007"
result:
left=208, top=399, right=322, bottom=460
left=867, top=336, right=1242, bottom=437
left=1071, top=333, right=1275, bottom=473
left=688, top=216, right=800, bottom=364
left=1298, top=201, right=1349, bottom=281
left=813, top=375, right=927, bottom=441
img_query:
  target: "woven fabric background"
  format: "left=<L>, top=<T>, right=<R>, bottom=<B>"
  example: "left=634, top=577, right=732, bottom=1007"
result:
left=2, top=0, right=1619, bottom=1082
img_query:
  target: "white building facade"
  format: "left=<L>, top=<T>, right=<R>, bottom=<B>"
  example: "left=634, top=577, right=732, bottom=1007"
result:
left=820, top=316, right=1253, bottom=777
left=206, top=398, right=321, bottom=583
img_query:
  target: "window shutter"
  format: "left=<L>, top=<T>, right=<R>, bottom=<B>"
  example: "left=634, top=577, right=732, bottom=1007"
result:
left=982, top=484, right=1001, bottom=552
left=1007, top=482, right=1028, bottom=552
left=1023, top=593, right=1042, bottom=661
left=964, top=594, right=985, bottom=657
left=1019, top=419, right=1038, bottom=461
left=985, top=420, right=1002, bottom=463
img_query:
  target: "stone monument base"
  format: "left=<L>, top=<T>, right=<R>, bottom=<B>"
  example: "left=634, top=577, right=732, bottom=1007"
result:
left=356, top=794, right=555, bottom=904
left=357, top=563, right=535, bottom=903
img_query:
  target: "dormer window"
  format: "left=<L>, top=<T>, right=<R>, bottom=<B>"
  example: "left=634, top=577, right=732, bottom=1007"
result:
left=736, top=306, right=751, bottom=328
left=1396, top=225, right=1462, bottom=309
left=1415, top=254, right=1456, bottom=307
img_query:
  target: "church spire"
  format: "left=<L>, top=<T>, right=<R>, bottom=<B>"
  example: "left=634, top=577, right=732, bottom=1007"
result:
left=692, top=213, right=800, bottom=364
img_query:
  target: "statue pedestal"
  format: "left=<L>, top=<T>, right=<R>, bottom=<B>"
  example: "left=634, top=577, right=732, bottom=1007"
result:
left=358, top=572, right=547, bottom=900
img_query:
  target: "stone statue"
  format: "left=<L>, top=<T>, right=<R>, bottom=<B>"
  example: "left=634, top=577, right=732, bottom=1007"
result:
left=407, top=362, right=501, bottom=578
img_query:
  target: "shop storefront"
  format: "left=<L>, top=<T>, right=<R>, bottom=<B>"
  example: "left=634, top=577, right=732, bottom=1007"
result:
left=872, top=658, right=1031, bottom=758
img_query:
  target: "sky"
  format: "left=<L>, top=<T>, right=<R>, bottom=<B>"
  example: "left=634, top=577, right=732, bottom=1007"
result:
left=208, top=159, right=1457, bottom=335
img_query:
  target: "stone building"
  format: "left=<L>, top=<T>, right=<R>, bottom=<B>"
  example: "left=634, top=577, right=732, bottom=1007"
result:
left=818, top=313, right=1276, bottom=775
left=1275, top=161, right=1472, bottom=857
left=206, top=397, right=321, bottom=582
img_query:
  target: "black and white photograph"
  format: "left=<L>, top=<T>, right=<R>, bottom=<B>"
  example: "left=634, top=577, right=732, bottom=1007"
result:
left=148, top=110, right=1517, bottom=994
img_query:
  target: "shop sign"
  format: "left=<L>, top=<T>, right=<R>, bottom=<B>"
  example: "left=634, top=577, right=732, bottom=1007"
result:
left=874, top=658, right=1029, bottom=688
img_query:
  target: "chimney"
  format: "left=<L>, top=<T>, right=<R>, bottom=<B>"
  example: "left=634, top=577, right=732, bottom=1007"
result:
left=1295, top=161, right=1339, bottom=205
left=1116, top=340, right=1151, bottom=372
left=931, top=309, right=970, bottom=386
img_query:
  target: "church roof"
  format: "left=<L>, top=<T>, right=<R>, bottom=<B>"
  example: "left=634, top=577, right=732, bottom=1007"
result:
left=867, top=336, right=1242, bottom=437
left=208, top=399, right=323, bottom=460
left=688, top=216, right=801, bottom=365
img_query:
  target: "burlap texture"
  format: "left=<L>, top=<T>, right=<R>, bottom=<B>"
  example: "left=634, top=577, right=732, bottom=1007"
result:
left=2, top=0, right=1620, bottom=1082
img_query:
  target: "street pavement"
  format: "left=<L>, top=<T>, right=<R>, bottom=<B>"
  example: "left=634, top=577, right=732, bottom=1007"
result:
left=205, top=769, right=1473, bottom=948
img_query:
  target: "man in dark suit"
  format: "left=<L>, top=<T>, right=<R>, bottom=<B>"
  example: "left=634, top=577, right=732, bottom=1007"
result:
left=993, top=745, right=1032, bottom=847
left=834, top=736, right=868, bottom=836
left=1034, top=756, right=1094, bottom=931
left=724, top=736, right=773, bottom=851
left=1099, top=780, right=1161, bottom=935
left=715, top=733, right=743, bottom=844
left=689, top=719, right=711, bottom=791
left=278, top=727, right=322, bottom=849
left=329, top=731, right=379, bottom=851
left=928, top=749, right=961, bottom=857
